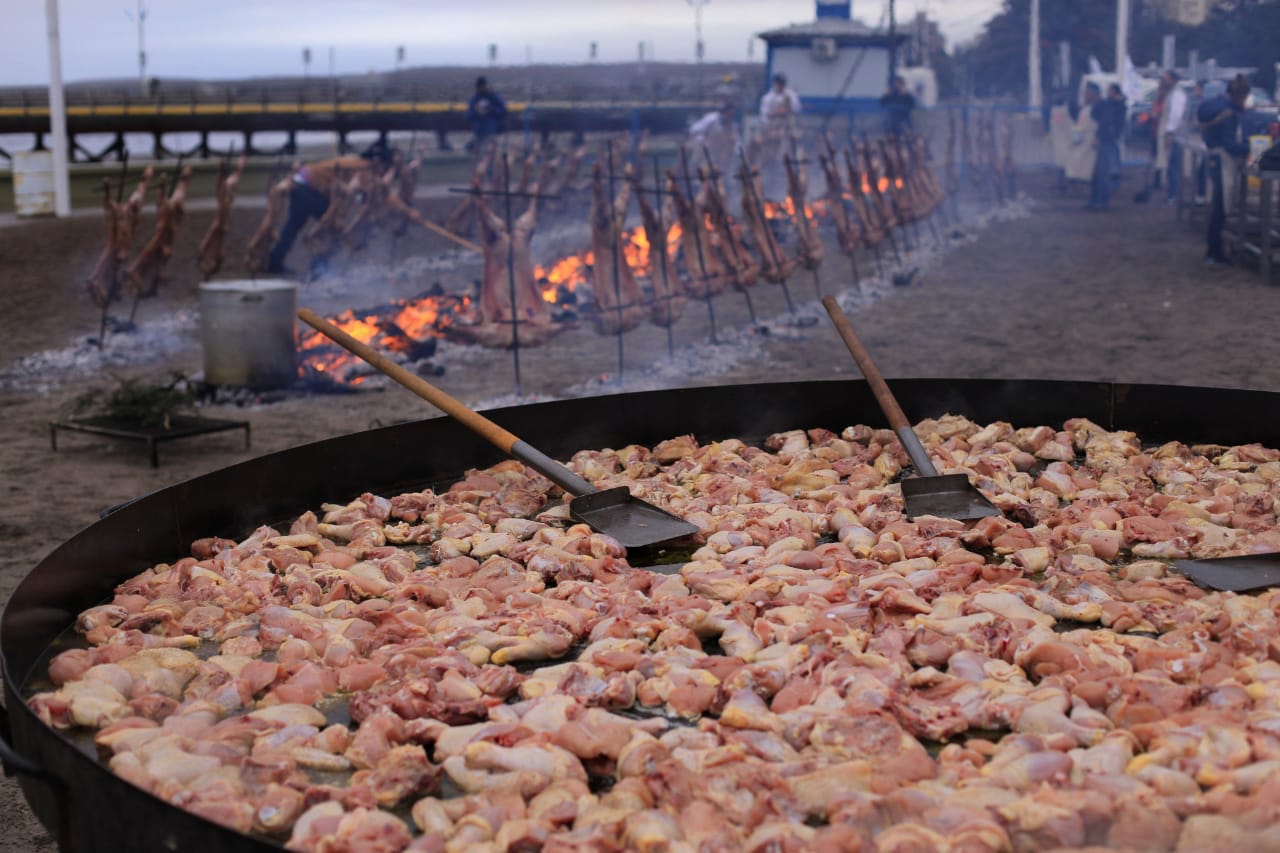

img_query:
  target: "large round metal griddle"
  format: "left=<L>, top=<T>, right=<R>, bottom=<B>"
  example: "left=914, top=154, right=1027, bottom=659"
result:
left=5, top=379, right=1280, bottom=852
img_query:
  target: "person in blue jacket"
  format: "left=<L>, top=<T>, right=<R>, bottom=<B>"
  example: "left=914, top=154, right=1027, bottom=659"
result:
left=467, top=77, right=508, bottom=154
left=1198, top=76, right=1251, bottom=266
left=1086, top=84, right=1127, bottom=210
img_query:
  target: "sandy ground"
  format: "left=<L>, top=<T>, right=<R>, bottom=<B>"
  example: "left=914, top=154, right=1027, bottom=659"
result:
left=1, top=167, right=1277, bottom=851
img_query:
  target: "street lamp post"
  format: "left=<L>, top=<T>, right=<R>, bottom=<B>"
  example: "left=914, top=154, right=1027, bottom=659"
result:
left=1029, top=0, right=1042, bottom=109
left=124, top=1, right=147, bottom=96
left=45, top=0, right=71, bottom=217
left=1116, top=0, right=1130, bottom=81
left=689, top=0, right=708, bottom=100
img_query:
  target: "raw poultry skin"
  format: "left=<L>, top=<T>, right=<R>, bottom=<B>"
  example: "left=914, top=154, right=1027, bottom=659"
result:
left=29, top=416, right=1280, bottom=852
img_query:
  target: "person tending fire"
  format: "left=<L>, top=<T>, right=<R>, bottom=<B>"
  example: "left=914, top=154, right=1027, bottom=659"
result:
left=265, top=143, right=394, bottom=276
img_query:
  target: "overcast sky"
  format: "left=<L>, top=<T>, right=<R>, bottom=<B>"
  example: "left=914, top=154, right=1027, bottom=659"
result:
left=5, top=0, right=1001, bottom=86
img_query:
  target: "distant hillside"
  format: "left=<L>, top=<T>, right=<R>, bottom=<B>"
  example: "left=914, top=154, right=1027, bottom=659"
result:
left=0, top=62, right=766, bottom=106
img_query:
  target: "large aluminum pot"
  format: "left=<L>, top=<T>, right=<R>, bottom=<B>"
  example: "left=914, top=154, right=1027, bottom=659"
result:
left=199, top=279, right=297, bottom=388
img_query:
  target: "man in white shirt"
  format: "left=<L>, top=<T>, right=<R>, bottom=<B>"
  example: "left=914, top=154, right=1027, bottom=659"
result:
left=759, top=73, right=802, bottom=128
left=757, top=73, right=801, bottom=186
left=1157, top=70, right=1188, bottom=205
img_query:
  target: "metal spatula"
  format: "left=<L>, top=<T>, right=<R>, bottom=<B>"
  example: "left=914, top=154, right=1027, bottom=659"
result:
left=822, top=296, right=1002, bottom=522
left=299, top=309, right=698, bottom=551
left=1174, top=554, right=1280, bottom=593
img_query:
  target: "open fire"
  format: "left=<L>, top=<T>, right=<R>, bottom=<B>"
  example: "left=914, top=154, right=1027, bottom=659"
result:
left=297, top=293, right=471, bottom=385
left=294, top=167, right=902, bottom=387
left=297, top=219, right=693, bottom=385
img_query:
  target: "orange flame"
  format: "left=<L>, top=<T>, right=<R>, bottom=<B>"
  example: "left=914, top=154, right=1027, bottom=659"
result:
left=535, top=222, right=684, bottom=303
left=298, top=294, right=472, bottom=384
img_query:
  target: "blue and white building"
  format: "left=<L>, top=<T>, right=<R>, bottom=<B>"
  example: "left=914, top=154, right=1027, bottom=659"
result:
left=757, top=0, right=908, bottom=116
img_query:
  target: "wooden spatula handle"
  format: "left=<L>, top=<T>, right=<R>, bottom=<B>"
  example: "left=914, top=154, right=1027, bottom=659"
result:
left=299, top=308, right=598, bottom=497
left=822, top=296, right=912, bottom=431
left=298, top=308, right=521, bottom=452
left=822, top=296, right=937, bottom=477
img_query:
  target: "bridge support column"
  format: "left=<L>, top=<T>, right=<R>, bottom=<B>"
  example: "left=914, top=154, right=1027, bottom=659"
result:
left=242, top=131, right=255, bottom=157
left=33, top=132, right=46, bottom=151
left=336, top=130, right=349, bottom=153
left=114, top=133, right=126, bottom=161
left=152, top=131, right=166, bottom=160
left=199, top=131, right=210, bottom=159
left=436, top=129, right=452, bottom=151
left=286, top=130, right=297, bottom=155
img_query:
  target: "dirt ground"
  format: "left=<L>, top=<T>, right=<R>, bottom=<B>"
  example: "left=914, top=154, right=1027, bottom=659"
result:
left=2, top=167, right=1278, bottom=850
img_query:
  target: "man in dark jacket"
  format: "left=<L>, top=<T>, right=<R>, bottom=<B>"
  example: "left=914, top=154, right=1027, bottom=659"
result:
left=1087, top=84, right=1126, bottom=210
left=1199, top=76, right=1251, bottom=265
left=879, top=76, right=917, bottom=137
left=467, top=77, right=507, bottom=153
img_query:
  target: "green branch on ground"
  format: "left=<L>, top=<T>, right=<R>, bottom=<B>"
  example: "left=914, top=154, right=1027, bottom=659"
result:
left=63, top=371, right=196, bottom=430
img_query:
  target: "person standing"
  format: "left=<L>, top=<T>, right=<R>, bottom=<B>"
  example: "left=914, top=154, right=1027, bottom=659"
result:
left=1184, top=80, right=1207, bottom=202
left=466, top=76, right=507, bottom=154
left=880, top=76, right=917, bottom=137
left=757, top=73, right=801, bottom=189
left=1064, top=83, right=1101, bottom=185
left=1156, top=70, right=1188, bottom=205
left=759, top=72, right=801, bottom=131
left=1087, top=84, right=1126, bottom=210
left=1199, top=77, right=1251, bottom=266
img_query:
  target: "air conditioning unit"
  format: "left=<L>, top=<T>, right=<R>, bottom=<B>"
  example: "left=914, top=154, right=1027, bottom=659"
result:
left=811, top=37, right=838, bottom=62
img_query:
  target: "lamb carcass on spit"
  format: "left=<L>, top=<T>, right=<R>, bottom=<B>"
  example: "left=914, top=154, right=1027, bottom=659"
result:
left=631, top=171, right=687, bottom=328
left=783, top=152, right=824, bottom=271
left=736, top=157, right=798, bottom=285
left=124, top=166, right=192, bottom=301
left=588, top=162, right=645, bottom=336
left=245, top=167, right=294, bottom=276
left=196, top=155, right=246, bottom=280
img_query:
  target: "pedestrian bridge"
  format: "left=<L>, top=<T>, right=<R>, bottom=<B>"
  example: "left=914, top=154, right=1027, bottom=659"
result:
left=0, top=94, right=713, bottom=161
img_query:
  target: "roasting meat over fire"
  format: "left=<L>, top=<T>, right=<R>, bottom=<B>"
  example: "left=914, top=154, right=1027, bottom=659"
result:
left=28, top=414, right=1280, bottom=851
left=285, top=133, right=950, bottom=382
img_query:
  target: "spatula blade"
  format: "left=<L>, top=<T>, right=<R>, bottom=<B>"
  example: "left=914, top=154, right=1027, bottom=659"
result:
left=1174, top=554, right=1280, bottom=593
left=901, top=474, right=1003, bottom=522
left=569, top=487, right=699, bottom=550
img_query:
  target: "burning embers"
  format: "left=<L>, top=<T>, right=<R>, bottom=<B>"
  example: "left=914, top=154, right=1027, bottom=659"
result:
left=297, top=292, right=469, bottom=385
left=298, top=223, right=690, bottom=384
